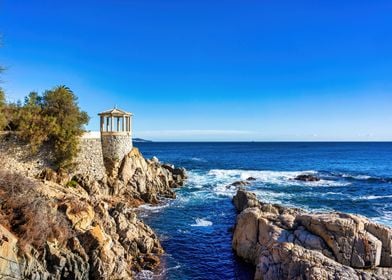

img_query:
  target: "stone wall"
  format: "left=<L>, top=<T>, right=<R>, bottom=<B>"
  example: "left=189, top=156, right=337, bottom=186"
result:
left=75, top=136, right=105, bottom=180
left=0, top=132, right=106, bottom=180
left=0, top=133, right=55, bottom=177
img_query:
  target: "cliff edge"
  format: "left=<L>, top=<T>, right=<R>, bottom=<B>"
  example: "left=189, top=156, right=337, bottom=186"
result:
left=0, top=137, right=186, bottom=279
left=232, top=188, right=392, bottom=280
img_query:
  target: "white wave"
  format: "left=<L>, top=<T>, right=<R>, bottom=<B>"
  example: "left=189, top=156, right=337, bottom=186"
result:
left=207, top=169, right=349, bottom=187
left=135, top=265, right=182, bottom=280
left=355, top=195, right=392, bottom=200
left=138, top=203, right=169, bottom=212
left=190, top=157, right=206, bottom=162
left=372, top=211, right=392, bottom=228
left=191, top=218, right=213, bottom=227
left=342, top=173, right=371, bottom=180
left=135, top=270, right=154, bottom=280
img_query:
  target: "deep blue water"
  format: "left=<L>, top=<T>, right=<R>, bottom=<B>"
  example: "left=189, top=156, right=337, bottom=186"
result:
left=134, top=142, right=392, bottom=280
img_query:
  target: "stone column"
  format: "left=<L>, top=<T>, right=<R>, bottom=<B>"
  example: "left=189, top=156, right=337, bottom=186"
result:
left=110, top=116, right=113, bottom=132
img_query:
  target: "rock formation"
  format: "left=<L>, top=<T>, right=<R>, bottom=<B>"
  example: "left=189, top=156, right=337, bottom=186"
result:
left=294, top=174, right=320, bottom=182
left=0, top=146, right=186, bottom=279
left=232, top=188, right=392, bottom=280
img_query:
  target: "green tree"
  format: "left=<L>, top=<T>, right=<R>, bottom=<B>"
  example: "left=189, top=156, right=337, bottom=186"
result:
left=17, top=92, right=57, bottom=152
left=42, top=85, right=89, bottom=169
left=8, top=86, right=89, bottom=169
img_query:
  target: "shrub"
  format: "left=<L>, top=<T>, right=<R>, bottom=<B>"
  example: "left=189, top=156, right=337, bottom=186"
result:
left=16, top=92, right=58, bottom=152
left=0, top=170, right=73, bottom=251
left=66, top=180, right=78, bottom=188
left=2, top=86, right=90, bottom=169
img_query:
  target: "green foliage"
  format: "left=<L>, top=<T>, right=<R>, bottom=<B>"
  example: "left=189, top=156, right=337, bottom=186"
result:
left=17, top=92, right=57, bottom=151
left=2, top=86, right=89, bottom=169
left=66, top=180, right=78, bottom=188
left=42, top=86, right=90, bottom=168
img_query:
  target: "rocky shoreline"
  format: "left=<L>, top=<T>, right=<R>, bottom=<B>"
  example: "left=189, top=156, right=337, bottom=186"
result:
left=0, top=142, right=186, bottom=279
left=232, top=188, right=392, bottom=280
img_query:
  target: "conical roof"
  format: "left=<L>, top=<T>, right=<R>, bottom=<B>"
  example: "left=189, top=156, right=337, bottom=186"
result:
left=98, top=108, right=133, bottom=116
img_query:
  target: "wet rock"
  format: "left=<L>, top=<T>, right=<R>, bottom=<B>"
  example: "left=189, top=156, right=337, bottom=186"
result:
left=246, top=177, right=257, bottom=181
left=231, top=180, right=251, bottom=187
left=294, top=174, right=320, bottom=182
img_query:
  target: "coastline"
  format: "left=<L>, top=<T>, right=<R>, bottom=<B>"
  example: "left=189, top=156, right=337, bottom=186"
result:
left=232, top=188, right=392, bottom=280
left=0, top=134, right=187, bottom=279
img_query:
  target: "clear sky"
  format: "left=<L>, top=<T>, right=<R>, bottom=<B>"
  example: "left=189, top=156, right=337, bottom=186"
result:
left=0, top=1, right=391, bottom=141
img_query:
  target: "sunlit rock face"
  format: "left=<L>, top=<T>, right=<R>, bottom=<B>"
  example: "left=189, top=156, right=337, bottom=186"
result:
left=0, top=144, right=186, bottom=279
left=232, top=188, right=392, bottom=280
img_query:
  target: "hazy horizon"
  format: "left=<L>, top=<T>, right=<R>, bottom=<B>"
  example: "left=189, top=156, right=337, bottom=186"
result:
left=1, top=1, right=391, bottom=141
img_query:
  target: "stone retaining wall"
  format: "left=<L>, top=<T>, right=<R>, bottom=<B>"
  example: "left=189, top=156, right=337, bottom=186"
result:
left=75, top=137, right=105, bottom=180
left=0, top=132, right=106, bottom=180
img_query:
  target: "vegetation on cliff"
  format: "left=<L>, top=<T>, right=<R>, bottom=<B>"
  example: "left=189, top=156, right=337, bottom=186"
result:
left=1, top=86, right=89, bottom=169
left=0, top=170, right=72, bottom=251
left=0, top=147, right=186, bottom=279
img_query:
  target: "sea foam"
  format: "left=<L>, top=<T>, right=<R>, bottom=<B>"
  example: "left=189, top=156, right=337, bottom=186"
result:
left=207, top=169, right=349, bottom=187
left=191, top=218, right=213, bottom=227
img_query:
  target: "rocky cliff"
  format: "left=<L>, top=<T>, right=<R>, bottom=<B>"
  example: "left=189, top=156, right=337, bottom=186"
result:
left=232, top=188, right=392, bottom=280
left=0, top=143, right=186, bottom=279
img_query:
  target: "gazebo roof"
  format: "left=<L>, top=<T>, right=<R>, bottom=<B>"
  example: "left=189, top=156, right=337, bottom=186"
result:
left=98, top=108, right=133, bottom=116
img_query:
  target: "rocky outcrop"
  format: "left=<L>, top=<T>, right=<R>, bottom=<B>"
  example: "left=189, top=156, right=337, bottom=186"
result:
left=0, top=146, right=186, bottom=279
left=294, top=174, right=320, bottom=182
left=118, top=148, right=186, bottom=203
left=0, top=225, right=21, bottom=279
left=232, top=188, right=392, bottom=280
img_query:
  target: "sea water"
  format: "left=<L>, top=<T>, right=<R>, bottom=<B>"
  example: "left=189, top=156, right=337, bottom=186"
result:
left=135, top=142, right=392, bottom=279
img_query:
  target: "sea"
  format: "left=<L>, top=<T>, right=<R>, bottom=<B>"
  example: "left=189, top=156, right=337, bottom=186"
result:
left=134, top=142, right=392, bottom=280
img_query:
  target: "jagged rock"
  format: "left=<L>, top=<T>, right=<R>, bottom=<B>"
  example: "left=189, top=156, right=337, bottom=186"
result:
left=0, top=144, right=187, bottom=279
left=37, top=168, right=70, bottom=185
left=45, top=242, right=89, bottom=279
left=62, top=199, right=95, bottom=232
left=231, top=181, right=250, bottom=187
left=118, top=148, right=186, bottom=203
left=232, top=188, right=260, bottom=212
left=0, top=224, right=21, bottom=279
left=294, top=174, right=320, bottom=182
left=232, top=189, right=392, bottom=280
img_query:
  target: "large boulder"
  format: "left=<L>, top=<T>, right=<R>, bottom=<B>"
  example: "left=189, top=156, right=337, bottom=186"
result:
left=232, top=189, right=392, bottom=280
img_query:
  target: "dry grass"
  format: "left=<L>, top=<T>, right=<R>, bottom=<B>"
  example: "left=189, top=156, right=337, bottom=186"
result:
left=0, top=170, right=73, bottom=252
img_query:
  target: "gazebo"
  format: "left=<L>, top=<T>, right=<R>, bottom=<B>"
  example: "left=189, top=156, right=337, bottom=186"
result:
left=98, top=108, right=133, bottom=135
left=98, top=107, right=133, bottom=176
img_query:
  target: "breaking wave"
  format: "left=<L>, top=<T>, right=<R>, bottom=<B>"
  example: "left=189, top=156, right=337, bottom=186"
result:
left=191, top=218, right=213, bottom=227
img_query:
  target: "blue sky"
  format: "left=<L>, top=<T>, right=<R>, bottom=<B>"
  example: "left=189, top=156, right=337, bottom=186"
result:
left=0, top=0, right=391, bottom=141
